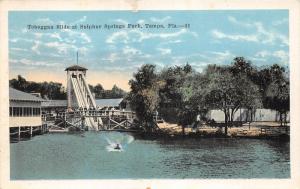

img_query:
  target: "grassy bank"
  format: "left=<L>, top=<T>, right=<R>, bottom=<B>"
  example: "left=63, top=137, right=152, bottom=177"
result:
left=135, top=121, right=290, bottom=141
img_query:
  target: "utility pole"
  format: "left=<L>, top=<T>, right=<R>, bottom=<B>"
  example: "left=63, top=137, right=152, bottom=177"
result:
left=76, top=51, right=79, bottom=65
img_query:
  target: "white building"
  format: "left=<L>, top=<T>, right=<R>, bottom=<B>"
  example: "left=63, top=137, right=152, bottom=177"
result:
left=209, top=108, right=290, bottom=122
left=9, top=88, right=45, bottom=138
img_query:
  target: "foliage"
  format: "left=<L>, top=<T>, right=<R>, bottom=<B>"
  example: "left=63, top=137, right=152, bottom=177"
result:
left=128, top=64, right=163, bottom=132
left=10, top=75, right=127, bottom=100
left=82, top=83, right=126, bottom=99
left=128, top=57, right=289, bottom=135
left=265, top=78, right=289, bottom=126
left=203, top=70, right=261, bottom=135
left=10, top=75, right=66, bottom=100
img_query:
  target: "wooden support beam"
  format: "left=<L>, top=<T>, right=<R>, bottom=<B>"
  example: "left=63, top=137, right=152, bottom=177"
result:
left=18, top=126, right=21, bottom=141
left=110, top=119, right=131, bottom=130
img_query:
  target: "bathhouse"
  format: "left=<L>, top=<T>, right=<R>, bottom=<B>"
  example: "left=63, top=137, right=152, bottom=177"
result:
left=9, top=87, right=46, bottom=139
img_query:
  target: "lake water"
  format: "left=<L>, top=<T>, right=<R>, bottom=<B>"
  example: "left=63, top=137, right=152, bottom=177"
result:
left=10, top=132, right=290, bottom=179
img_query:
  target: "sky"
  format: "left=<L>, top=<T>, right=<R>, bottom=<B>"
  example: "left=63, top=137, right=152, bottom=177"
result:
left=9, top=10, right=289, bottom=91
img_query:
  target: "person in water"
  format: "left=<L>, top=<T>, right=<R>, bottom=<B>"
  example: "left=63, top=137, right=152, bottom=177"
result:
left=114, top=143, right=121, bottom=150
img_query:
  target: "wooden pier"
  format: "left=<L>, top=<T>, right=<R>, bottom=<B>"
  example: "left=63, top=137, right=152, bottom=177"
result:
left=10, top=124, right=48, bottom=141
left=43, top=109, right=137, bottom=132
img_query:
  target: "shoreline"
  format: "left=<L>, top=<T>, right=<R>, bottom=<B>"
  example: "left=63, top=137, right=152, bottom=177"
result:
left=134, top=121, right=290, bottom=141
left=9, top=121, right=290, bottom=143
left=135, top=130, right=290, bottom=141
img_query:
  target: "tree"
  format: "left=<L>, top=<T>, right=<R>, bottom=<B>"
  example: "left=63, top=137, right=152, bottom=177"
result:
left=128, top=64, right=163, bottom=132
left=230, top=57, right=262, bottom=122
left=266, top=78, right=289, bottom=126
left=177, top=103, right=199, bottom=135
left=230, top=57, right=255, bottom=77
left=9, top=75, right=67, bottom=100
left=10, top=75, right=28, bottom=91
left=203, top=70, right=261, bottom=135
left=111, top=85, right=127, bottom=98
left=88, top=83, right=127, bottom=99
left=158, top=64, right=194, bottom=134
left=94, top=84, right=104, bottom=98
left=251, top=64, right=286, bottom=108
left=180, top=72, right=210, bottom=124
left=89, top=84, right=94, bottom=93
left=126, top=58, right=288, bottom=135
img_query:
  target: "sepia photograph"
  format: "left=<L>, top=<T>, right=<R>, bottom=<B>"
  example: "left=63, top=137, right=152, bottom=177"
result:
left=1, top=0, right=300, bottom=189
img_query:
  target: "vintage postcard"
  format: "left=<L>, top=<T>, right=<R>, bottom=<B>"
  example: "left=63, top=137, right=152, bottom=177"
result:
left=1, top=0, right=300, bottom=189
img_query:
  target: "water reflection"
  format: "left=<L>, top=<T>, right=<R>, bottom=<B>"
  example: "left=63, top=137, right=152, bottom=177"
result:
left=157, top=138, right=290, bottom=178
left=10, top=132, right=290, bottom=179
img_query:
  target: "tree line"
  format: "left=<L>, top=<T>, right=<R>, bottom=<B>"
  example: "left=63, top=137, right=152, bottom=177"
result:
left=88, top=84, right=127, bottom=99
left=127, top=57, right=290, bottom=134
left=9, top=75, right=127, bottom=100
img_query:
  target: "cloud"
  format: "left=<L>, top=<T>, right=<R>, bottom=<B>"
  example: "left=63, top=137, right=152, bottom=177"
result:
left=122, top=46, right=142, bottom=55
left=209, top=50, right=235, bottom=64
left=78, top=47, right=89, bottom=55
left=31, top=41, right=41, bottom=54
left=79, top=16, right=87, bottom=22
left=25, top=32, right=90, bottom=57
left=113, top=19, right=128, bottom=25
left=168, top=39, right=182, bottom=44
left=9, top=38, right=32, bottom=43
left=254, top=22, right=288, bottom=46
left=212, top=29, right=258, bottom=42
left=63, top=29, right=91, bottom=44
left=255, top=50, right=289, bottom=64
left=32, top=17, right=91, bottom=44
left=277, top=34, right=289, bottom=46
left=21, top=18, right=92, bottom=56
left=171, top=50, right=235, bottom=70
left=33, top=32, right=63, bottom=41
left=10, top=47, right=28, bottom=52
left=150, top=16, right=171, bottom=23
left=227, top=16, right=252, bottom=28
left=106, top=16, right=197, bottom=46
left=135, top=28, right=188, bottom=41
left=106, top=28, right=195, bottom=44
left=45, top=41, right=77, bottom=54
left=21, top=28, right=28, bottom=33
left=273, top=50, right=289, bottom=63
left=137, top=19, right=145, bottom=24
left=272, top=18, right=288, bottom=26
left=10, top=58, right=59, bottom=67
left=51, top=32, right=63, bottom=41
left=106, top=31, right=129, bottom=44
left=101, top=53, right=120, bottom=63
left=35, top=18, right=54, bottom=25
left=34, top=33, right=43, bottom=38
left=159, top=39, right=183, bottom=46
left=157, top=47, right=172, bottom=55
left=72, top=16, right=87, bottom=24
left=255, top=50, right=269, bottom=58
left=179, top=51, right=235, bottom=72
left=212, top=16, right=289, bottom=46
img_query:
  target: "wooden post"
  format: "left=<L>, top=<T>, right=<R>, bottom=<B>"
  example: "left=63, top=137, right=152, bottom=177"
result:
left=81, top=116, right=85, bottom=129
left=108, top=114, right=111, bottom=130
left=18, top=126, right=21, bottom=141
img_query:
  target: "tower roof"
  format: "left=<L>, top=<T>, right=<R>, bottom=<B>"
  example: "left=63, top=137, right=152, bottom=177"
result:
left=65, top=65, right=88, bottom=71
